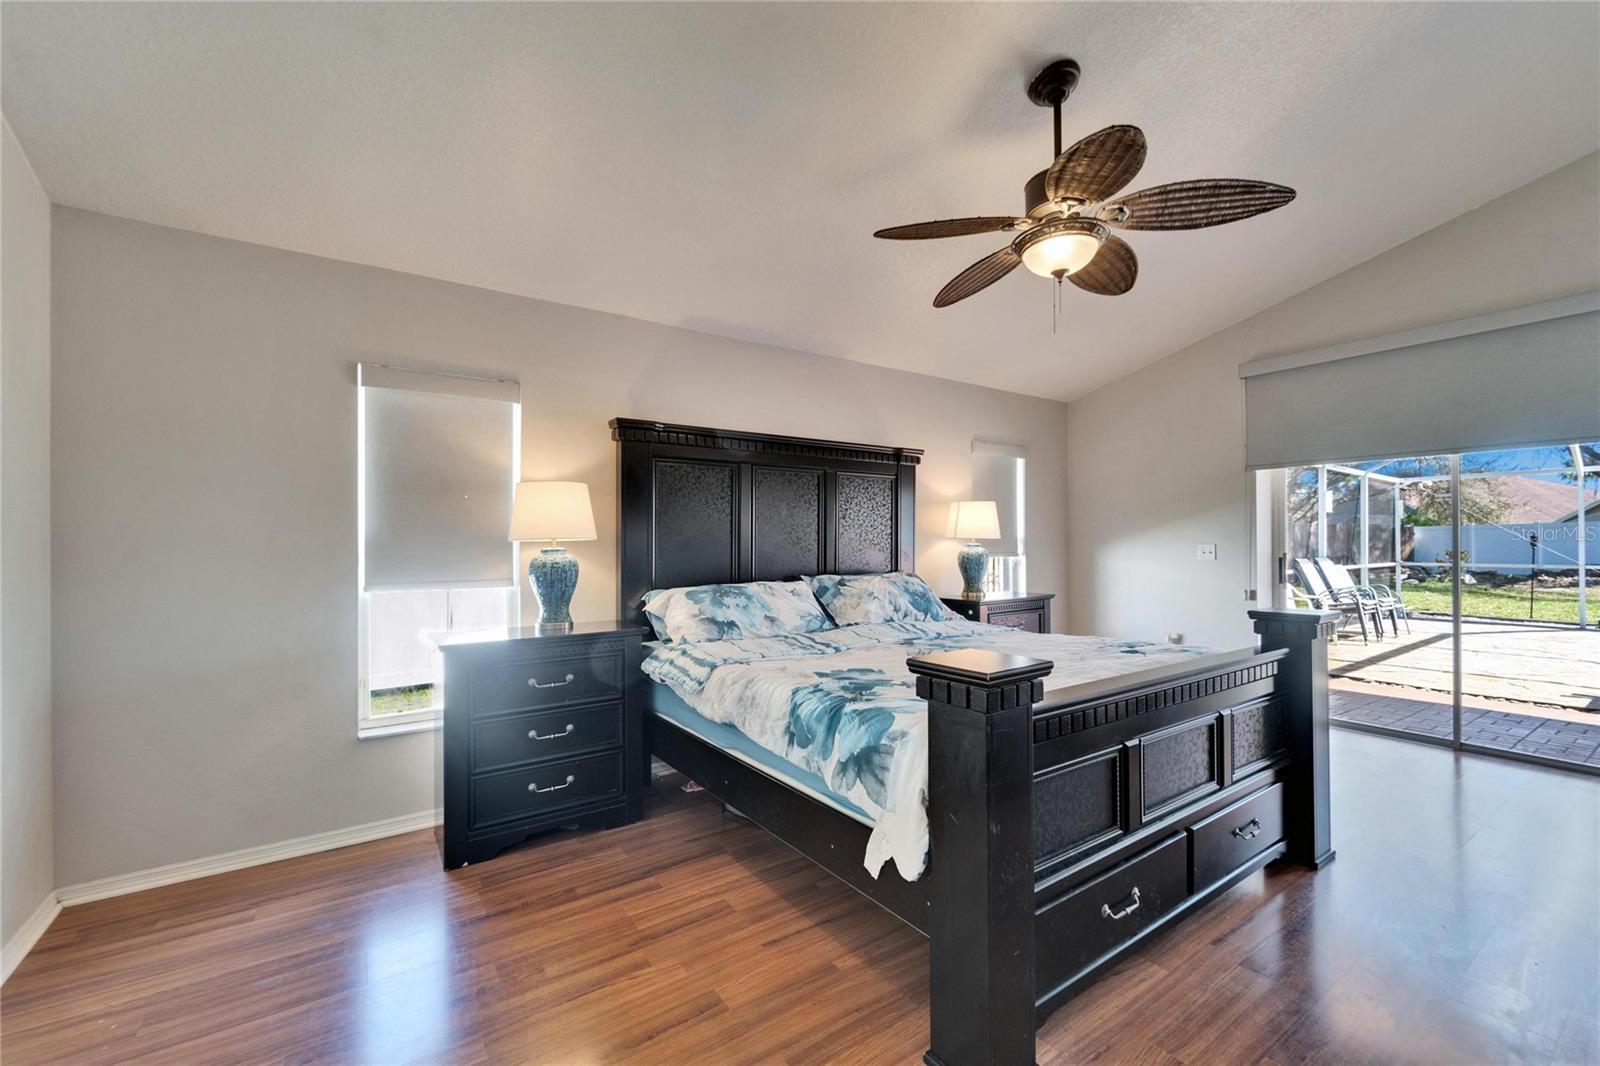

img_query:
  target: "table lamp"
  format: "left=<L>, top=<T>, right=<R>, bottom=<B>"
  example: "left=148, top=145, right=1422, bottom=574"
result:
left=509, top=481, right=597, bottom=628
left=948, top=500, right=1001, bottom=598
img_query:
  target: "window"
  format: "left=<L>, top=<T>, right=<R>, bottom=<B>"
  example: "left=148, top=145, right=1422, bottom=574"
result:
left=357, top=364, right=520, bottom=734
left=972, top=440, right=1026, bottom=594
left=364, top=587, right=513, bottom=720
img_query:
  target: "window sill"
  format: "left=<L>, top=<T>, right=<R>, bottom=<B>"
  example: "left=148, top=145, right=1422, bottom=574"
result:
left=358, top=715, right=442, bottom=740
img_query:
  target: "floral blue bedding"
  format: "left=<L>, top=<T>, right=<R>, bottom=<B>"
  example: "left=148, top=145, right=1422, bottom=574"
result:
left=642, top=620, right=1212, bottom=881
left=806, top=572, right=953, bottom=625
left=643, top=579, right=833, bottom=643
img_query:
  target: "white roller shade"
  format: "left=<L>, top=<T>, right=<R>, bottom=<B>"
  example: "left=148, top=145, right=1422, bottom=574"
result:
left=359, top=362, right=519, bottom=404
left=360, top=364, right=518, bottom=590
left=1241, top=294, right=1600, bottom=470
left=972, top=440, right=1025, bottom=555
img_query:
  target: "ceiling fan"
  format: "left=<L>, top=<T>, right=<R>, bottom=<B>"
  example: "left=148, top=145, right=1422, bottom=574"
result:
left=874, top=58, right=1296, bottom=308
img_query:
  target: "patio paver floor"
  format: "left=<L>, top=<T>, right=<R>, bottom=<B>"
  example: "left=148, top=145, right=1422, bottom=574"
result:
left=1326, top=615, right=1599, bottom=711
left=1330, top=687, right=1600, bottom=767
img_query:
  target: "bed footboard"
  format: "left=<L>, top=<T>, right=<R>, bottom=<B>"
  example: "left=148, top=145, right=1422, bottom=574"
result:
left=912, top=651, right=1053, bottom=1066
left=908, top=608, right=1338, bottom=1066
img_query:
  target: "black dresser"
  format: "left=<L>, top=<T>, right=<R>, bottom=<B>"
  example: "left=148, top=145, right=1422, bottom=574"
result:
left=941, top=592, right=1054, bottom=632
left=436, top=622, right=646, bottom=869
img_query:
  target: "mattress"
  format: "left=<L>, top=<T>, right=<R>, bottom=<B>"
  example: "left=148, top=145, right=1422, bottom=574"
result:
left=649, top=682, right=874, bottom=825
left=642, top=619, right=1214, bottom=882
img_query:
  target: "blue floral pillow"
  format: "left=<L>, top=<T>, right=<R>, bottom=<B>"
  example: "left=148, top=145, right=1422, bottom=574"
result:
left=642, top=580, right=834, bottom=643
left=805, top=572, right=953, bottom=625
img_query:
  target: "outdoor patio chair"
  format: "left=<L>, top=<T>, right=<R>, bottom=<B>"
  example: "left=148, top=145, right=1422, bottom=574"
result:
left=1316, top=557, right=1412, bottom=636
left=1293, top=558, right=1382, bottom=643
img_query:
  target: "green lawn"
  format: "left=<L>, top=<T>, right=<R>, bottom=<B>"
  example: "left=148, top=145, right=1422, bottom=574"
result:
left=1402, top=579, right=1585, bottom=624
left=369, top=684, right=438, bottom=716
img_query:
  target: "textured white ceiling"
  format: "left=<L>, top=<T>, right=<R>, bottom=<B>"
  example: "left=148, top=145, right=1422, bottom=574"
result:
left=4, top=2, right=1597, bottom=401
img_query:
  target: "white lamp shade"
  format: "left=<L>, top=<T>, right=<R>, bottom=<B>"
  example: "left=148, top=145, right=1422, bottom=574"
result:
left=509, top=481, right=597, bottom=543
left=948, top=500, right=1001, bottom=541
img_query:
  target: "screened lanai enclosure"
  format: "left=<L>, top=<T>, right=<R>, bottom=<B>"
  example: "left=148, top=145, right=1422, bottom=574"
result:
left=1287, top=443, right=1598, bottom=626
left=1280, top=442, right=1600, bottom=773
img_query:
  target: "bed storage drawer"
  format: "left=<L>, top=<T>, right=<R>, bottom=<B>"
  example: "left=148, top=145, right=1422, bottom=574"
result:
left=471, top=650, right=624, bottom=715
left=1037, top=832, right=1189, bottom=981
left=472, top=702, right=623, bottom=772
left=470, top=751, right=624, bottom=829
left=1188, top=782, right=1285, bottom=888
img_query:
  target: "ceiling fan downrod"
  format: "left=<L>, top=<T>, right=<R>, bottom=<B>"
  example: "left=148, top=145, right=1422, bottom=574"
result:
left=1027, top=59, right=1082, bottom=159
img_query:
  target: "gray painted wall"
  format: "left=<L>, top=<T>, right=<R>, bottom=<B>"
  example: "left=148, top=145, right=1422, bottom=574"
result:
left=2, top=117, right=54, bottom=946
left=1065, top=153, right=1600, bottom=649
left=49, top=208, right=1070, bottom=886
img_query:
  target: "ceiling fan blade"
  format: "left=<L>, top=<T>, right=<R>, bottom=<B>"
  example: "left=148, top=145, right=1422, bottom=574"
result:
left=874, top=216, right=1030, bottom=240
left=1068, top=236, right=1137, bottom=296
left=1044, top=125, right=1147, bottom=204
left=1105, top=180, right=1295, bottom=230
left=933, top=246, right=1021, bottom=307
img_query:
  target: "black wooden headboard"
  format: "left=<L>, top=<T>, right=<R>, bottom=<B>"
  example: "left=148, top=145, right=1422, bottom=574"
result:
left=611, top=418, right=922, bottom=627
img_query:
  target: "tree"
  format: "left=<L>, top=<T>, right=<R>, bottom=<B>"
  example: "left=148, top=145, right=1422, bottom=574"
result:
left=1403, top=478, right=1510, bottom=527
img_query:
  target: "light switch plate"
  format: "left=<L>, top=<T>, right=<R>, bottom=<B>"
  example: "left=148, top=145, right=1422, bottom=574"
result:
left=1197, top=543, right=1217, bottom=561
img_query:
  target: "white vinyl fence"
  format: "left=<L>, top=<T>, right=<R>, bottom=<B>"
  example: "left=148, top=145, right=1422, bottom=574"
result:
left=1412, top=520, right=1596, bottom=574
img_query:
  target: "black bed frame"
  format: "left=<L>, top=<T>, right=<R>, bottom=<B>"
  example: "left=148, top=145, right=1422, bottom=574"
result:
left=612, top=418, right=1336, bottom=1066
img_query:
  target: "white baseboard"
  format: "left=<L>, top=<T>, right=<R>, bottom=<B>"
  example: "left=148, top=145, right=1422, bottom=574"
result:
left=55, top=808, right=442, bottom=908
left=2, top=892, right=62, bottom=984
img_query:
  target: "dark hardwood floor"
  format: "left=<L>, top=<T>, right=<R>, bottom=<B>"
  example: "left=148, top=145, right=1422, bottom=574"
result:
left=3, top=730, right=1595, bottom=1064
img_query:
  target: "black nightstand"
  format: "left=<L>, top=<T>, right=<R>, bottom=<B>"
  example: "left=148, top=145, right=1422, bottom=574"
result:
left=941, top=593, right=1054, bottom=633
left=436, top=621, right=646, bottom=869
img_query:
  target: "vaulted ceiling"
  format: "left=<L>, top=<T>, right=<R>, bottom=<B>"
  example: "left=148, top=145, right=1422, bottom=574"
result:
left=4, top=2, right=1596, bottom=400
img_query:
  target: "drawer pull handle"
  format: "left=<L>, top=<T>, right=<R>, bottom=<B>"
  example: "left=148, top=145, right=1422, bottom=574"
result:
left=527, top=673, right=575, bottom=690
left=528, top=774, right=576, bottom=794
left=528, top=723, right=575, bottom=741
left=1100, top=886, right=1141, bottom=921
left=1232, top=818, right=1263, bottom=840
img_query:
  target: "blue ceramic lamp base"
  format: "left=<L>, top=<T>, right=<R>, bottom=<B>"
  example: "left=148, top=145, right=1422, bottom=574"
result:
left=957, top=542, right=989, bottom=598
left=529, top=546, right=578, bottom=627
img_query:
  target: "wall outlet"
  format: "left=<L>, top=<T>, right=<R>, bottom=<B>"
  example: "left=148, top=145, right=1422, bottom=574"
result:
left=1197, top=543, right=1217, bottom=561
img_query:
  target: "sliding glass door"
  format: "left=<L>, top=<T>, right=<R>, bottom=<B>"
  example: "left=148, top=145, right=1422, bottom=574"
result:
left=1278, top=443, right=1598, bottom=773
left=1284, top=459, right=1457, bottom=744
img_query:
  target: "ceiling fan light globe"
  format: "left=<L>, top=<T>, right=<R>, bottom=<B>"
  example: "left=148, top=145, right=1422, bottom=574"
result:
left=1020, top=232, right=1102, bottom=278
left=1014, top=218, right=1109, bottom=279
